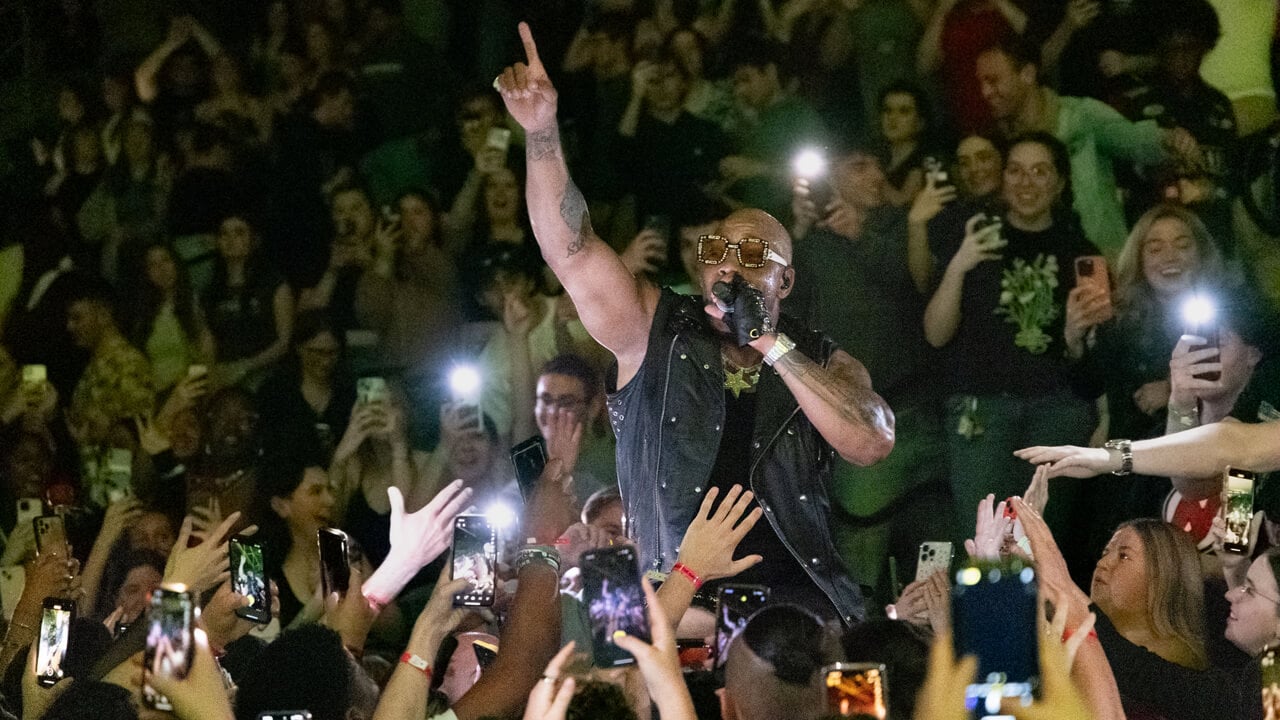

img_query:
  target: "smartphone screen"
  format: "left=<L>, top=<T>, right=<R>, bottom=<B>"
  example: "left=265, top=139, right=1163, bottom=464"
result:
left=230, top=537, right=271, bottom=623
left=952, top=562, right=1039, bottom=718
left=510, top=435, right=547, bottom=503
left=823, top=662, right=888, bottom=719
left=715, top=585, right=770, bottom=671
left=104, top=448, right=133, bottom=504
left=33, top=516, right=70, bottom=558
left=143, top=587, right=194, bottom=710
left=916, top=542, right=954, bottom=582
left=1223, top=467, right=1258, bottom=554
left=356, top=377, right=389, bottom=406
left=581, top=545, right=650, bottom=667
left=36, top=598, right=74, bottom=687
left=318, top=529, right=350, bottom=599
left=451, top=515, right=498, bottom=607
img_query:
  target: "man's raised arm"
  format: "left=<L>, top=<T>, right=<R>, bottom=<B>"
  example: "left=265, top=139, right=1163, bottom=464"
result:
left=495, top=23, right=659, bottom=375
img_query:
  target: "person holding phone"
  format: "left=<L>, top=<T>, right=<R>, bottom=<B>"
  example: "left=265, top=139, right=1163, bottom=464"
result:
left=495, top=23, right=894, bottom=625
left=1063, top=204, right=1231, bottom=557
left=923, top=132, right=1100, bottom=574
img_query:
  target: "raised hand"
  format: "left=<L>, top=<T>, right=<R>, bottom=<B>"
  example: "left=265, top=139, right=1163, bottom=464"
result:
left=386, top=480, right=473, bottom=569
left=908, top=173, right=957, bottom=226
left=522, top=642, right=578, bottom=720
left=672, top=485, right=764, bottom=583
left=495, top=23, right=559, bottom=132
left=1168, top=334, right=1222, bottom=411
left=949, top=213, right=1006, bottom=275
left=613, top=580, right=698, bottom=718
left=964, top=494, right=1010, bottom=561
left=1014, top=445, right=1112, bottom=479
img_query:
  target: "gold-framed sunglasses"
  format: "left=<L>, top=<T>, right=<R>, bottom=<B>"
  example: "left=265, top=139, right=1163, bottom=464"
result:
left=697, top=234, right=789, bottom=269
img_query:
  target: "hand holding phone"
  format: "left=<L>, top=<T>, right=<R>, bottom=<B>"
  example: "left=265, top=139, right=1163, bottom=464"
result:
left=318, top=528, right=351, bottom=599
left=1222, top=467, right=1258, bottom=554
left=451, top=515, right=498, bottom=607
left=143, top=587, right=195, bottom=710
left=582, top=545, right=651, bottom=667
left=510, top=435, right=548, bottom=503
left=33, top=516, right=70, bottom=558
left=35, top=597, right=75, bottom=687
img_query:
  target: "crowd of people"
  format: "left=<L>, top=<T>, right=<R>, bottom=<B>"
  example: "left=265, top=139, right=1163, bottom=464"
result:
left=0, top=0, right=1279, bottom=718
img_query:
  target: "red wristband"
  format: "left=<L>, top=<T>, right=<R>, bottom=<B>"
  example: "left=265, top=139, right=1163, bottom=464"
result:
left=671, top=562, right=703, bottom=590
left=400, top=652, right=433, bottom=679
left=1061, top=627, right=1098, bottom=643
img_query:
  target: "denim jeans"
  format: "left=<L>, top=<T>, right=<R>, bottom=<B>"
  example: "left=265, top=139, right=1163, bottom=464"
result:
left=945, top=390, right=1095, bottom=574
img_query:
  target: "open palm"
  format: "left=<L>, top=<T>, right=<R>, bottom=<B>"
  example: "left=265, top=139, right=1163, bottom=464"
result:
left=495, top=22, right=559, bottom=131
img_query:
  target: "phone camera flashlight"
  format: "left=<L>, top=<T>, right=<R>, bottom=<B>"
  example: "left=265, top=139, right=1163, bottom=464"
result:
left=1181, top=294, right=1216, bottom=326
left=449, top=365, right=482, bottom=401
left=485, top=502, right=517, bottom=530
left=793, top=148, right=827, bottom=179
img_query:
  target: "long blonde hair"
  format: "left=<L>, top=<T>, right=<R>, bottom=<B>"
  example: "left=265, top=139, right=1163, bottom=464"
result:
left=1113, top=204, right=1228, bottom=321
left=1120, top=519, right=1209, bottom=669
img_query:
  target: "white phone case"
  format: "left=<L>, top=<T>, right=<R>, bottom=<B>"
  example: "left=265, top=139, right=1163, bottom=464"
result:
left=916, top=541, right=954, bottom=582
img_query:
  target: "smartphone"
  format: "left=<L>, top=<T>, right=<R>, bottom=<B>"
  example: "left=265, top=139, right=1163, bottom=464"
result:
left=1182, top=295, right=1220, bottom=382
left=103, top=448, right=133, bottom=504
left=0, top=566, right=25, bottom=621
left=952, top=562, right=1039, bottom=717
left=676, top=639, right=711, bottom=670
left=356, top=377, right=389, bottom=406
left=258, top=714, right=313, bottom=720
left=581, top=545, right=650, bottom=667
left=16, top=498, right=43, bottom=526
left=916, top=541, right=954, bottom=582
left=823, top=662, right=888, bottom=719
left=21, top=364, right=47, bottom=393
left=36, top=597, right=74, bottom=688
left=230, top=536, right=271, bottom=623
left=714, top=584, right=770, bottom=671
left=1262, top=647, right=1280, bottom=719
left=974, top=213, right=1003, bottom=241
left=33, top=515, right=69, bottom=558
left=510, top=435, right=548, bottom=503
left=1074, top=255, right=1113, bottom=319
left=486, top=127, right=512, bottom=158
left=473, top=640, right=499, bottom=670
left=143, top=587, right=195, bottom=711
left=317, top=528, right=351, bottom=599
left=1223, top=467, right=1258, bottom=554
left=924, top=156, right=950, bottom=187
left=451, top=515, right=498, bottom=607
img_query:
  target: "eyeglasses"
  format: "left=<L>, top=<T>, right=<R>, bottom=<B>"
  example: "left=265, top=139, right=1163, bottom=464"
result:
left=536, top=393, right=587, bottom=410
left=1239, top=579, right=1280, bottom=605
left=1004, top=163, right=1057, bottom=185
left=697, top=235, right=789, bottom=269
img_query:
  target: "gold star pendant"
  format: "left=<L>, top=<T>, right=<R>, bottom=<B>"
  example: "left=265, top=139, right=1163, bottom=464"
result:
left=723, top=365, right=758, bottom=399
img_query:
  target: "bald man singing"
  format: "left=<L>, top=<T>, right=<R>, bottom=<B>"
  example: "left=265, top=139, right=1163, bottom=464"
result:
left=495, top=23, right=894, bottom=624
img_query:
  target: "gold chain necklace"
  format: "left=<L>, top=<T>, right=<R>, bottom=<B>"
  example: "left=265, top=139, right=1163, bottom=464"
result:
left=722, top=352, right=762, bottom=399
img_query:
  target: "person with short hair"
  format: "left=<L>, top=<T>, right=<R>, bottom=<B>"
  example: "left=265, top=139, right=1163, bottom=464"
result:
left=721, top=605, right=837, bottom=720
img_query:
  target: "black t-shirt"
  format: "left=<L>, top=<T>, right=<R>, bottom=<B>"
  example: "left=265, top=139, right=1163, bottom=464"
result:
left=705, top=388, right=816, bottom=595
left=930, top=216, right=1100, bottom=396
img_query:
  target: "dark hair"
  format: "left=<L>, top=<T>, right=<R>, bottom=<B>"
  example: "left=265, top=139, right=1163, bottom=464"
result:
left=234, top=625, right=355, bottom=720
left=1158, top=0, right=1221, bottom=49
left=725, top=38, right=782, bottom=74
left=42, top=680, right=138, bottom=720
left=1005, top=130, right=1076, bottom=214
left=741, top=604, right=829, bottom=685
left=130, top=243, right=203, bottom=351
left=65, top=272, right=120, bottom=324
left=877, top=80, right=933, bottom=133
left=582, top=486, right=623, bottom=524
left=840, top=621, right=930, bottom=720
left=96, top=548, right=167, bottom=621
left=1217, top=283, right=1280, bottom=357
left=540, top=354, right=600, bottom=401
left=567, top=679, right=639, bottom=720
left=674, top=193, right=733, bottom=231
left=467, top=242, right=544, bottom=295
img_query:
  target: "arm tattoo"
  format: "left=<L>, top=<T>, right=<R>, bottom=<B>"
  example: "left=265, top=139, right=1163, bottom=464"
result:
left=527, top=129, right=561, bottom=161
left=776, top=351, right=878, bottom=428
left=559, top=177, right=593, bottom=257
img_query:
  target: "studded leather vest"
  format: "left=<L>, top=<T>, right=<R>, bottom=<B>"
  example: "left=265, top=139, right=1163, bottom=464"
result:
left=606, top=289, right=866, bottom=624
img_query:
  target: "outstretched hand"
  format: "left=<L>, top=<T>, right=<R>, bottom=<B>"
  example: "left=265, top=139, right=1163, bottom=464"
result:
left=673, top=484, right=764, bottom=583
left=495, top=23, right=559, bottom=132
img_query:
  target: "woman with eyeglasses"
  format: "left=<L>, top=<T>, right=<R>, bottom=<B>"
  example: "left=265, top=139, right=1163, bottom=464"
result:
left=923, top=131, right=1099, bottom=559
left=255, top=309, right=356, bottom=465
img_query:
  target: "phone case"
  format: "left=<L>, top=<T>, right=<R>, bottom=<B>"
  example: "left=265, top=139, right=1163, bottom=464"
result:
left=34, top=516, right=69, bottom=558
left=916, top=541, right=954, bottom=582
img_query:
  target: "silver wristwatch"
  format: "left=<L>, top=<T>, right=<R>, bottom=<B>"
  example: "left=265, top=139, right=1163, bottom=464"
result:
left=1104, top=439, right=1132, bottom=476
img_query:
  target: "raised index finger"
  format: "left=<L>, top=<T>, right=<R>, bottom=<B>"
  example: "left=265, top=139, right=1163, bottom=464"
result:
left=518, top=22, right=543, bottom=71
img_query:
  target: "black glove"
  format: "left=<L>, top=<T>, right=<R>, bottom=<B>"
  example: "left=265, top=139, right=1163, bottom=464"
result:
left=711, top=275, right=775, bottom=347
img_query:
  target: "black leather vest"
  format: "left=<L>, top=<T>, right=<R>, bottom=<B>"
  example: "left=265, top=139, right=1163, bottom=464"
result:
left=606, top=289, right=866, bottom=624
